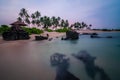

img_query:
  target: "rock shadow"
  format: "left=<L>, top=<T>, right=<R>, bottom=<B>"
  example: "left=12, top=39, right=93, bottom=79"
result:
left=50, top=53, right=80, bottom=80
left=72, top=50, right=111, bottom=80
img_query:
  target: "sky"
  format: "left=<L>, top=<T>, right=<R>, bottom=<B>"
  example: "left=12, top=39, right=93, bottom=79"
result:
left=0, top=0, right=120, bottom=29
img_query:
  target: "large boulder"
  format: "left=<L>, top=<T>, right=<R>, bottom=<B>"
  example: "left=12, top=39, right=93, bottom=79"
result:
left=2, top=30, right=30, bottom=40
left=62, top=30, right=79, bottom=40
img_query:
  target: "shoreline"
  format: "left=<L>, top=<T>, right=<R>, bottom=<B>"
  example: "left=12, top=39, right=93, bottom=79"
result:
left=0, top=30, right=120, bottom=44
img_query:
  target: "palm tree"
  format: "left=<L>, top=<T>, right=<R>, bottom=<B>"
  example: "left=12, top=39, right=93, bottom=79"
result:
left=87, top=24, right=92, bottom=30
left=19, top=8, right=28, bottom=22
left=18, top=8, right=30, bottom=27
left=51, top=16, right=56, bottom=26
left=17, top=17, right=22, bottom=22
left=25, top=18, right=30, bottom=26
left=19, top=12, right=24, bottom=22
left=31, top=13, right=36, bottom=27
left=64, top=20, right=69, bottom=27
left=74, top=22, right=80, bottom=29
left=60, top=19, right=65, bottom=27
left=35, top=11, right=41, bottom=27
left=35, top=11, right=41, bottom=19
left=31, top=20, right=36, bottom=26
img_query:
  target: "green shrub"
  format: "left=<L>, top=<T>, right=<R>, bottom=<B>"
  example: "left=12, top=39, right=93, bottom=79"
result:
left=0, top=25, right=10, bottom=34
left=55, top=27, right=70, bottom=32
left=22, top=27, right=43, bottom=34
left=45, top=28, right=53, bottom=32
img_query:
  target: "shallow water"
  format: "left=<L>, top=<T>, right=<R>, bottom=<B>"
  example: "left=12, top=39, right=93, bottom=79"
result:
left=0, top=32, right=120, bottom=80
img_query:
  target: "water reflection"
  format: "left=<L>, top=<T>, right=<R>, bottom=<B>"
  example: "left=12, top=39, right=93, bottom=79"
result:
left=117, top=44, right=120, bottom=47
left=72, top=50, right=111, bottom=80
left=50, top=53, right=80, bottom=80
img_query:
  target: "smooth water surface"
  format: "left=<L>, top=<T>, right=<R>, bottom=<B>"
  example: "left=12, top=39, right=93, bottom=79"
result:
left=0, top=32, right=120, bottom=80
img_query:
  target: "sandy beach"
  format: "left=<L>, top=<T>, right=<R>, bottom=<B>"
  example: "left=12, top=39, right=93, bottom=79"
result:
left=0, top=30, right=120, bottom=44
left=0, top=32, right=65, bottom=44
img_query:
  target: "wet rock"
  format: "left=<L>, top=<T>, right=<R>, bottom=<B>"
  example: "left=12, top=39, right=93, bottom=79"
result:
left=62, top=30, right=79, bottom=40
left=2, top=30, right=30, bottom=40
left=90, top=35, right=101, bottom=38
left=35, top=36, right=48, bottom=40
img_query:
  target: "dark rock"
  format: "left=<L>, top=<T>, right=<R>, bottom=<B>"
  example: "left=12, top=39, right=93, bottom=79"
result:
left=66, top=31, right=79, bottom=40
left=48, top=38, right=53, bottom=41
left=91, top=33, right=98, bottom=35
left=106, top=36, right=113, bottom=38
left=90, top=35, right=101, bottom=38
left=2, top=31, right=30, bottom=40
left=35, top=36, right=48, bottom=40
left=2, top=24, right=30, bottom=40
left=61, top=37, right=69, bottom=40
left=82, top=33, right=98, bottom=35
left=62, top=30, right=79, bottom=40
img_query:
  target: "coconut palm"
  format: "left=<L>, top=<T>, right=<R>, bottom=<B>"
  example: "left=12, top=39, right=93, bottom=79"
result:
left=31, top=20, right=36, bottom=26
left=74, top=22, right=81, bottom=29
left=34, top=11, right=41, bottom=27
left=19, top=8, right=28, bottom=21
left=35, top=11, right=41, bottom=19
left=17, top=17, right=22, bottom=22
left=64, top=20, right=69, bottom=27
left=18, top=8, right=30, bottom=27
left=87, top=24, right=92, bottom=30
left=25, top=18, right=30, bottom=26
left=60, top=19, right=65, bottom=27
left=31, top=13, right=36, bottom=26
left=19, top=12, right=24, bottom=21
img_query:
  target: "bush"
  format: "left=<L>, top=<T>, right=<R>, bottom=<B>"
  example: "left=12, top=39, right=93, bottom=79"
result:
left=45, top=28, right=53, bottom=32
left=22, top=27, right=43, bottom=34
left=0, top=25, right=10, bottom=34
left=55, top=27, right=70, bottom=32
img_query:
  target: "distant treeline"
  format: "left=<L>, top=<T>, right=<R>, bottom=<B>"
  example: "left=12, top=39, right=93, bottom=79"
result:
left=92, top=29, right=120, bottom=31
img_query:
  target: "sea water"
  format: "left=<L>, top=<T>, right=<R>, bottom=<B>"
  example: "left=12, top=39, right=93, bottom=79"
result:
left=0, top=32, right=120, bottom=80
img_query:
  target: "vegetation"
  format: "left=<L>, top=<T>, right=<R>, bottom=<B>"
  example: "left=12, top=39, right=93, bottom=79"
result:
left=0, top=25, right=10, bottom=34
left=0, top=8, right=93, bottom=35
left=17, top=8, right=92, bottom=31
left=55, top=27, right=70, bottom=33
left=0, top=25, right=43, bottom=35
left=45, top=28, right=53, bottom=32
left=22, top=27, right=43, bottom=34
